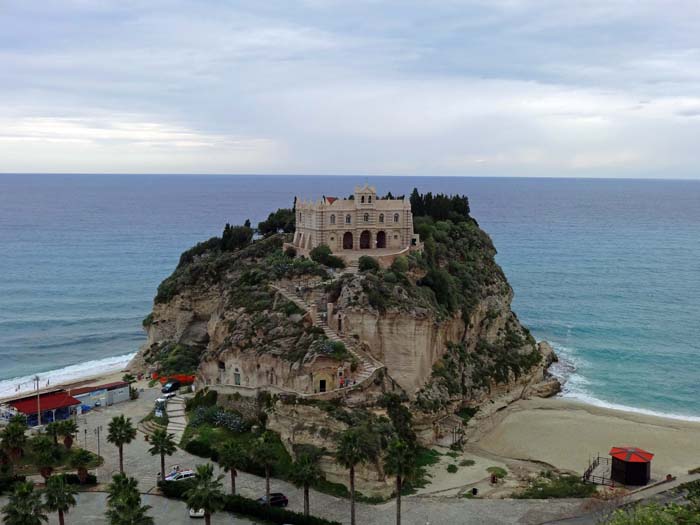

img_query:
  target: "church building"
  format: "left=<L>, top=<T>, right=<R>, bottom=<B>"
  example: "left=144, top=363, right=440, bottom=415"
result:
left=290, top=185, right=421, bottom=260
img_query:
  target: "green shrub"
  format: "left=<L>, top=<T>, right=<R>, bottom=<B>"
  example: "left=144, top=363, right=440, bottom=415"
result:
left=57, top=472, right=97, bottom=486
left=447, top=464, right=458, bottom=474
left=390, top=256, right=408, bottom=274
left=184, top=438, right=216, bottom=459
left=487, top=466, right=507, bottom=479
left=383, top=271, right=397, bottom=283
left=185, top=389, right=218, bottom=412
left=284, top=246, right=297, bottom=258
left=459, top=459, right=475, bottom=467
left=515, top=474, right=596, bottom=499
left=310, top=245, right=346, bottom=269
left=142, top=313, right=154, bottom=327
left=358, top=256, right=380, bottom=272
left=222, top=224, right=254, bottom=251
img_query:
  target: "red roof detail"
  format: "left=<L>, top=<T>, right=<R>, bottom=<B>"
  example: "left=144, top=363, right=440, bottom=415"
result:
left=326, top=197, right=337, bottom=204
left=9, top=392, right=81, bottom=415
left=68, top=381, right=129, bottom=397
left=609, top=446, right=654, bottom=463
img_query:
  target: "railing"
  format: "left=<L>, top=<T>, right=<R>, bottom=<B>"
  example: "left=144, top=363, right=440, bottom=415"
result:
left=583, top=456, right=613, bottom=486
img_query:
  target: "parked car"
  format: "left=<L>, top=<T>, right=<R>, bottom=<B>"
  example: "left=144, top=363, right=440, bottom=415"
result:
left=188, top=508, right=205, bottom=519
left=161, top=380, right=181, bottom=394
left=256, top=493, right=289, bottom=507
left=165, top=469, right=196, bottom=482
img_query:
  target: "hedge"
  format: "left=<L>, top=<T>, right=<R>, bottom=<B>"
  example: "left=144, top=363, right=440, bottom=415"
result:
left=0, top=474, right=26, bottom=495
left=158, top=481, right=341, bottom=525
left=58, top=473, right=98, bottom=486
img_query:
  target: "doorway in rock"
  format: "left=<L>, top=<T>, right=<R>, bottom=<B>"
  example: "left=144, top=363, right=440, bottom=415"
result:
left=319, top=379, right=327, bottom=393
left=343, top=232, right=353, bottom=250
left=360, top=230, right=371, bottom=249
left=376, top=231, right=386, bottom=248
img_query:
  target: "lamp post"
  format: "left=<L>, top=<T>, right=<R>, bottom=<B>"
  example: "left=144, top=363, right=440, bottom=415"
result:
left=33, top=375, right=41, bottom=426
left=94, top=425, right=103, bottom=477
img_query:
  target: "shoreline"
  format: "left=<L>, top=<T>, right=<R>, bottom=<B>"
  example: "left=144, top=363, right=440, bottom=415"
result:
left=474, top=396, right=700, bottom=478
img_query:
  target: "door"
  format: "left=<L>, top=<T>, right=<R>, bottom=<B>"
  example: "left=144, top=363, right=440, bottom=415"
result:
left=343, top=232, right=353, bottom=249
left=319, top=379, right=327, bottom=393
left=376, top=231, right=386, bottom=248
left=360, top=230, right=370, bottom=249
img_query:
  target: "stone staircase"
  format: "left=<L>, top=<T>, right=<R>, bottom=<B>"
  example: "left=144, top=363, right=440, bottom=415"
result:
left=272, top=283, right=383, bottom=392
left=166, top=395, right=188, bottom=445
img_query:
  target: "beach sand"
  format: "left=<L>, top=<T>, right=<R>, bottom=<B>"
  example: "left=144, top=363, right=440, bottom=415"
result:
left=473, top=397, right=700, bottom=479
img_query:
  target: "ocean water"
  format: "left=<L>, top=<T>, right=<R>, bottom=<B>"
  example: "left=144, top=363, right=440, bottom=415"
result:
left=1, top=174, right=698, bottom=419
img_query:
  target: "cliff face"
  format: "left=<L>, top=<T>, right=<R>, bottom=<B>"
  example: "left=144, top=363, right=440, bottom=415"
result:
left=131, top=199, right=559, bottom=497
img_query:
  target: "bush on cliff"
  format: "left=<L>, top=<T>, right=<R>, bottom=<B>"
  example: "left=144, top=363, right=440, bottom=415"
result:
left=310, top=244, right=345, bottom=269
left=258, top=208, right=296, bottom=237
left=358, top=255, right=379, bottom=272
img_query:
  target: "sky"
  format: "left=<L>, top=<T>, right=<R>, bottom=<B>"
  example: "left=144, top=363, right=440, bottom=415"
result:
left=2, top=0, right=700, bottom=178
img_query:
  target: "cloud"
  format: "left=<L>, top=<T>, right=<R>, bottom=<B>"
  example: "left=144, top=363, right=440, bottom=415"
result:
left=1, top=0, right=700, bottom=177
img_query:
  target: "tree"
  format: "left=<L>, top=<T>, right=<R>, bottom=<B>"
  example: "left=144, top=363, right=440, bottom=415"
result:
left=58, top=420, right=79, bottom=450
left=289, top=453, right=322, bottom=517
left=183, top=464, right=226, bottom=525
left=1, top=420, right=28, bottom=462
left=30, top=435, right=60, bottom=480
left=218, top=441, right=245, bottom=495
left=1, top=481, right=48, bottom=525
left=383, top=439, right=417, bottom=525
left=44, top=475, right=78, bottom=525
left=148, top=428, right=176, bottom=481
left=122, top=373, right=136, bottom=385
left=106, top=473, right=153, bottom=525
left=251, top=433, right=278, bottom=506
left=45, top=422, right=61, bottom=446
left=221, top=223, right=253, bottom=251
left=336, top=428, right=371, bottom=525
left=107, top=415, right=137, bottom=474
left=69, top=448, right=93, bottom=484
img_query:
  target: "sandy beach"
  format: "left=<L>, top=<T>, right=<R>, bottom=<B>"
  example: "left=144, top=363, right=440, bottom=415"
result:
left=473, top=397, right=700, bottom=479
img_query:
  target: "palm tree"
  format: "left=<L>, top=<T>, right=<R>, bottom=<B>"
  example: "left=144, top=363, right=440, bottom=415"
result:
left=183, top=464, right=226, bottom=525
left=383, top=439, right=416, bottom=525
left=218, top=441, right=245, bottom=495
left=44, top=475, right=78, bottom=525
left=69, top=448, right=93, bottom=484
left=59, top=420, right=79, bottom=450
left=1, top=481, right=49, bottom=525
left=336, top=428, right=371, bottom=525
left=45, top=422, right=61, bottom=446
left=106, top=473, right=154, bottom=525
left=30, top=435, right=60, bottom=480
left=289, top=453, right=322, bottom=516
left=251, top=433, right=277, bottom=506
left=107, top=415, right=136, bottom=474
left=1, top=421, right=28, bottom=462
left=148, top=428, right=176, bottom=481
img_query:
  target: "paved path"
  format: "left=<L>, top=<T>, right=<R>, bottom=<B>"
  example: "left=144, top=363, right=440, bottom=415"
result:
left=60, top=383, right=584, bottom=525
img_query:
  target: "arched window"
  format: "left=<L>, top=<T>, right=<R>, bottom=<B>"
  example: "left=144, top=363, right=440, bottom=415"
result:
left=394, top=213, right=400, bottom=223
left=345, top=214, right=351, bottom=224
left=364, top=213, right=369, bottom=222
left=330, top=214, right=336, bottom=225
left=361, top=196, right=365, bottom=203
left=299, top=212, right=303, bottom=222
left=379, top=213, right=384, bottom=223
left=368, top=196, right=372, bottom=203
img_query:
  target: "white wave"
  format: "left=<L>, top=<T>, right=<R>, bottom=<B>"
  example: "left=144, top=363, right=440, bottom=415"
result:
left=545, top=341, right=700, bottom=422
left=0, top=353, right=136, bottom=400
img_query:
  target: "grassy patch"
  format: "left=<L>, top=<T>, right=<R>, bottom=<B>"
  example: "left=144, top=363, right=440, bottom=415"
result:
left=487, top=466, right=507, bottom=479
left=515, top=472, right=597, bottom=499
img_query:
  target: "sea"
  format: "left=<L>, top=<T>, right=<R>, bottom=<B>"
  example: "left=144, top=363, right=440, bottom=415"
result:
left=1, top=174, right=698, bottom=420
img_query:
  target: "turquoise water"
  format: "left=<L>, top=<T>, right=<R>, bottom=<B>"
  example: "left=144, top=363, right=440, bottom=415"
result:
left=1, top=174, right=698, bottom=418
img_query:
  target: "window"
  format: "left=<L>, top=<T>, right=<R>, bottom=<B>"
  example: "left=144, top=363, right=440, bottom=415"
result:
left=361, top=196, right=365, bottom=203
left=379, top=213, right=384, bottom=223
left=368, top=196, right=372, bottom=203
left=345, top=214, right=351, bottom=224
left=330, top=214, right=336, bottom=225
left=364, top=213, right=369, bottom=222
left=234, top=372, right=241, bottom=386
left=299, top=212, right=303, bottom=222
left=394, top=213, right=400, bottom=223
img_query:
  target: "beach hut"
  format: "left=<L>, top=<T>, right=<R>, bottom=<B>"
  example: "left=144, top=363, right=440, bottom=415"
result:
left=609, top=446, right=654, bottom=486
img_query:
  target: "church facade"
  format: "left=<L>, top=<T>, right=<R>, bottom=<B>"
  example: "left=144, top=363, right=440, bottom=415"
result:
left=290, top=185, right=420, bottom=256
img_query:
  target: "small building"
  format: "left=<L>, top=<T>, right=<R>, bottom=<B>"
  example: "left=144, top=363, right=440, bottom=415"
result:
left=609, top=446, right=654, bottom=486
left=7, top=391, right=81, bottom=427
left=68, top=381, right=131, bottom=409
